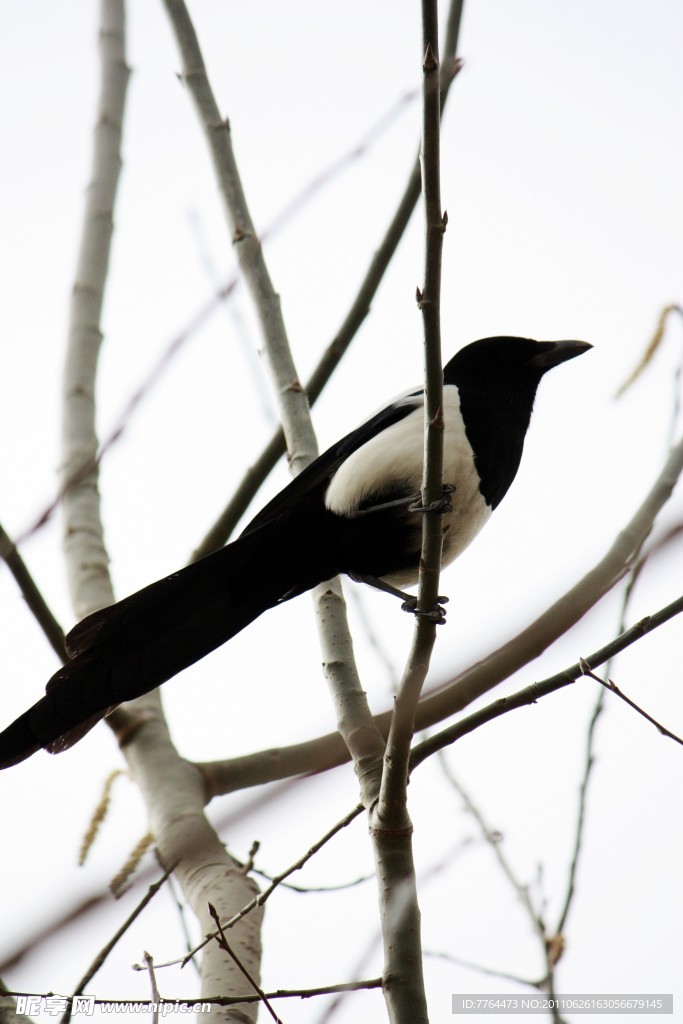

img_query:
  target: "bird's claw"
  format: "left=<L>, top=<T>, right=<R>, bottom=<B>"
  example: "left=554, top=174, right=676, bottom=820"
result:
left=409, top=483, right=455, bottom=515
left=400, top=596, right=448, bottom=624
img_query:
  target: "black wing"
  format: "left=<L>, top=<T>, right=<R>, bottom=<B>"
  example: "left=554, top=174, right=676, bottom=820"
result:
left=241, top=391, right=423, bottom=536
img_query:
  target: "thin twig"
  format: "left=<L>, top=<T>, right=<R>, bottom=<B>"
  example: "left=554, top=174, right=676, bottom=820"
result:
left=208, top=904, right=282, bottom=1023
left=580, top=661, right=683, bottom=746
left=366, top=9, right=444, bottom=1024
left=437, top=759, right=565, bottom=1013
left=377, top=0, right=446, bottom=826
left=424, top=948, right=540, bottom=988
left=142, top=953, right=160, bottom=1024
left=60, top=862, right=176, bottom=1024
left=151, top=804, right=363, bottom=971
left=7, top=979, right=384, bottom=1010
left=554, top=688, right=604, bottom=938
left=0, top=522, right=66, bottom=660
left=553, top=541, right=656, bottom=939
left=252, top=867, right=373, bottom=894
left=409, top=592, right=683, bottom=770
left=438, top=755, right=546, bottom=939
left=163, top=870, right=201, bottom=977
left=13, top=274, right=238, bottom=549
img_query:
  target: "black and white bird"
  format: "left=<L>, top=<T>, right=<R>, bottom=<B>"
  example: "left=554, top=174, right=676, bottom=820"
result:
left=0, top=336, right=590, bottom=768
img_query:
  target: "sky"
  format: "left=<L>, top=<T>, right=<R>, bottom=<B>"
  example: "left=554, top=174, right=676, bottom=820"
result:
left=1, top=2, right=683, bottom=1022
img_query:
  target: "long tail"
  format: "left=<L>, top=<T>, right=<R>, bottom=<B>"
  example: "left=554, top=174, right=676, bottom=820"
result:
left=0, top=518, right=337, bottom=768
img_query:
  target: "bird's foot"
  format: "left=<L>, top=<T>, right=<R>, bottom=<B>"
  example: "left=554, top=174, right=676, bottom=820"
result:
left=400, top=594, right=448, bottom=624
left=354, top=574, right=448, bottom=623
left=409, top=483, right=455, bottom=515
left=354, top=492, right=422, bottom=516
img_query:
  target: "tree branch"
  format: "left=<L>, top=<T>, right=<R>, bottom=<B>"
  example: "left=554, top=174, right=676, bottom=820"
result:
left=61, top=863, right=175, bottom=1024
left=202, top=428, right=683, bottom=801
left=0, top=522, right=66, bottom=660
left=60, top=0, right=129, bottom=620
left=409, top=592, right=683, bottom=769
left=194, top=0, right=464, bottom=558
left=162, top=0, right=317, bottom=474
left=407, top=428, right=683, bottom=727
left=368, top=7, right=444, bottom=1023
left=581, top=662, right=683, bottom=746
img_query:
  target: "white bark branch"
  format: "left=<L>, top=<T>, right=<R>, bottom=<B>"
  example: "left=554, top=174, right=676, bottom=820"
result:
left=161, top=0, right=317, bottom=474
left=160, top=0, right=378, bottom=1011
left=60, top=0, right=129, bottom=620
left=124, top=719, right=263, bottom=1024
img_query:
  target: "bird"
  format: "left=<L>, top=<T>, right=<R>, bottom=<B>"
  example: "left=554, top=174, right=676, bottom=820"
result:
left=0, top=336, right=591, bottom=768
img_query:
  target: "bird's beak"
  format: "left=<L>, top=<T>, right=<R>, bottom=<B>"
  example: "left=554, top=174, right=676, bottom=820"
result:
left=531, top=339, right=593, bottom=369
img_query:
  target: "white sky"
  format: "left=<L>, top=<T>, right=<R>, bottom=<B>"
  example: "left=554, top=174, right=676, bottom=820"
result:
left=1, top=2, right=682, bottom=1022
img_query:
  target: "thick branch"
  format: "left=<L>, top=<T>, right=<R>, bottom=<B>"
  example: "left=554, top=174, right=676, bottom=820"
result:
left=60, top=0, right=129, bottom=620
left=314, top=582, right=386, bottom=808
left=194, top=0, right=464, bottom=558
left=162, top=0, right=317, bottom=473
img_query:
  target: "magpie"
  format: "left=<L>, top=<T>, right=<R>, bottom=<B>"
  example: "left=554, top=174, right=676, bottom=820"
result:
left=0, top=336, right=590, bottom=767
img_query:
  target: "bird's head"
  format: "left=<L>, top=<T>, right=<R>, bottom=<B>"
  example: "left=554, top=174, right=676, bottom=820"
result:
left=445, top=335, right=592, bottom=441
left=444, top=336, right=592, bottom=390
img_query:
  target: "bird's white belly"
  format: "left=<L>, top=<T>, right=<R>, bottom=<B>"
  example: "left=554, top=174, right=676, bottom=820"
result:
left=325, top=387, right=492, bottom=588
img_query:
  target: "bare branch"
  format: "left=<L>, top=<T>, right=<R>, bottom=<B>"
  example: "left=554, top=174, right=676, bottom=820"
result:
left=60, top=0, right=129, bottom=620
left=16, top=590, right=681, bottom=976
left=438, top=756, right=546, bottom=937
left=411, top=430, right=683, bottom=726
left=553, top=542, right=657, bottom=940
left=314, top=582, right=386, bottom=807
left=0, top=521, right=66, bottom=660
left=580, top=661, right=683, bottom=746
left=0, top=981, right=32, bottom=1024
left=162, top=0, right=385, bottom=830
left=60, top=862, right=176, bottom=1024
left=409, top=592, right=683, bottom=770
left=141, top=953, right=161, bottom=1024
left=202, top=432, right=683, bottom=795
left=554, top=689, right=604, bottom=938
left=209, top=904, right=282, bottom=1024
left=365, top=9, right=445, bottom=1024
left=13, top=82, right=430, bottom=554
left=162, top=0, right=317, bottom=474
left=152, top=803, right=364, bottom=971
left=2, top=979, right=384, bottom=1011
left=195, top=0, right=464, bottom=558
left=424, top=948, right=540, bottom=989
left=378, top=12, right=447, bottom=823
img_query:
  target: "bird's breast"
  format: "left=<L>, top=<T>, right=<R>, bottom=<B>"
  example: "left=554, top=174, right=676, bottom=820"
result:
left=324, top=387, right=491, bottom=588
